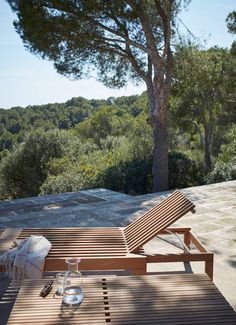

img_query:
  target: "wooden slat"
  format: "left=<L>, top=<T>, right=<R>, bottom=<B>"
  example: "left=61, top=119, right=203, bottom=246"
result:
left=44, top=254, right=147, bottom=272
left=6, top=274, right=236, bottom=325
left=147, top=252, right=213, bottom=263
left=124, top=190, right=195, bottom=252
left=0, top=282, right=19, bottom=325
left=17, top=227, right=128, bottom=259
left=10, top=228, right=146, bottom=273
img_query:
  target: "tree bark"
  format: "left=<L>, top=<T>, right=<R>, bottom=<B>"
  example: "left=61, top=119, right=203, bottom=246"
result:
left=147, top=83, right=169, bottom=192
left=152, top=117, right=169, bottom=192
left=204, top=140, right=212, bottom=173
left=203, top=108, right=213, bottom=173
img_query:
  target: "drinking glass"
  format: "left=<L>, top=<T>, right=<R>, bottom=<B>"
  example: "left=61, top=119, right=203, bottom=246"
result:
left=56, top=272, right=65, bottom=295
left=63, top=257, right=83, bottom=305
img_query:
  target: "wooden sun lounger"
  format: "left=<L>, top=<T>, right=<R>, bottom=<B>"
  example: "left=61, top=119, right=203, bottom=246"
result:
left=0, top=190, right=214, bottom=279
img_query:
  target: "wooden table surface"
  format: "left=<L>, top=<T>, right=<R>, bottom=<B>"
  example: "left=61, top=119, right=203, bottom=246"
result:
left=6, top=274, right=236, bottom=325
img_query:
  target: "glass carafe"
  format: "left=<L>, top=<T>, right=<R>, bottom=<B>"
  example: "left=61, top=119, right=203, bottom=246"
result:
left=63, top=257, right=84, bottom=305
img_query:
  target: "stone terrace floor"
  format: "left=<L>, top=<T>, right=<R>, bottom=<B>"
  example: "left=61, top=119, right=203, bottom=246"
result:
left=0, top=180, right=236, bottom=311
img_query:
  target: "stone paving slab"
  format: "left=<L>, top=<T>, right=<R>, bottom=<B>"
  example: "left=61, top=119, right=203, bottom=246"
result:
left=0, top=180, right=236, bottom=312
left=0, top=192, right=105, bottom=216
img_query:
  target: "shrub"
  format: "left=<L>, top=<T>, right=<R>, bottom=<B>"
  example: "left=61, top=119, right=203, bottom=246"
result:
left=101, top=159, right=152, bottom=195
left=169, top=152, right=204, bottom=189
left=205, top=126, right=236, bottom=184
left=0, top=129, right=69, bottom=199
left=205, top=160, right=236, bottom=184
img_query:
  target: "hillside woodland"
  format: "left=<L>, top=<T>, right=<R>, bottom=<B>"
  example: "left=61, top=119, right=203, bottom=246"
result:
left=0, top=45, right=236, bottom=199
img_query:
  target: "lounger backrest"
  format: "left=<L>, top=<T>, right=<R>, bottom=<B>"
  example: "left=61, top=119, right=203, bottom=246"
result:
left=123, top=190, right=195, bottom=253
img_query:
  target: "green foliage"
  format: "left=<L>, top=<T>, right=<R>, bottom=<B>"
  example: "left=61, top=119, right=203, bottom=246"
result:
left=40, top=110, right=153, bottom=196
left=217, top=127, right=236, bottom=164
left=0, top=129, right=69, bottom=199
left=74, top=106, right=121, bottom=145
left=40, top=149, right=114, bottom=195
left=226, top=11, right=236, bottom=34
left=0, top=94, right=154, bottom=199
left=41, top=156, right=153, bottom=196
left=7, top=0, right=189, bottom=192
left=99, top=129, right=153, bottom=194
left=0, top=97, right=109, bottom=149
left=205, top=126, right=236, bottom=184
left=40, top=163, right=99, bottom=195
left=73, top=104, right=149, bottom=148
left=0, top=130, right=15, bottom=151
left=1, top=86, right=235, bottom=199
left=6, top=1, right=182, bottom=87
left=170, top=44, right=236, bottom=172
left=1, top=47, right=235, bottom=200
left=41, top=122, right=153, bottom=196
left=103, top=159, right=152, bottom=195
left=205, top=161, right=236, bottom=184
left=169, top=152, right=204, bottom=189
left=0, top=94, right=147, bottom=152
left=230, top=41, right=236, bottom=56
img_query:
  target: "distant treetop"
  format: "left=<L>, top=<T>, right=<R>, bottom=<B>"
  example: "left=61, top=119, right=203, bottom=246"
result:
left=226, top=11, right=236, bottom=34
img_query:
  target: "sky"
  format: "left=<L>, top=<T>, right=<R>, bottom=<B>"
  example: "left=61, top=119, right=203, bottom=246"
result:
left=0, top=0, right=235, bottom=109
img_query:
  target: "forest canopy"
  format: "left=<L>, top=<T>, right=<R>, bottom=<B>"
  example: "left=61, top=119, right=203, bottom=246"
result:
left=0, top=42, right=236, bottom=200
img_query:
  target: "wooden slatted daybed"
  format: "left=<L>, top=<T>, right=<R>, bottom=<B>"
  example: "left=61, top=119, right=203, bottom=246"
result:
left=0, top=190, right=214, bottom=279
left=6, top=274, right=236, bottom=324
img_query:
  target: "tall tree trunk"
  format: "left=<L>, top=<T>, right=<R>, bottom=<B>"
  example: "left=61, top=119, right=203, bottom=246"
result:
left=204, top=140, right=212, bottom=173
left=152, top=117, right=169, bottom=192
left=147, top=85, right=169, bottom=192
left=204, top=115, right=213, bottom=173
left=138, top=0, right=173, bottom=193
